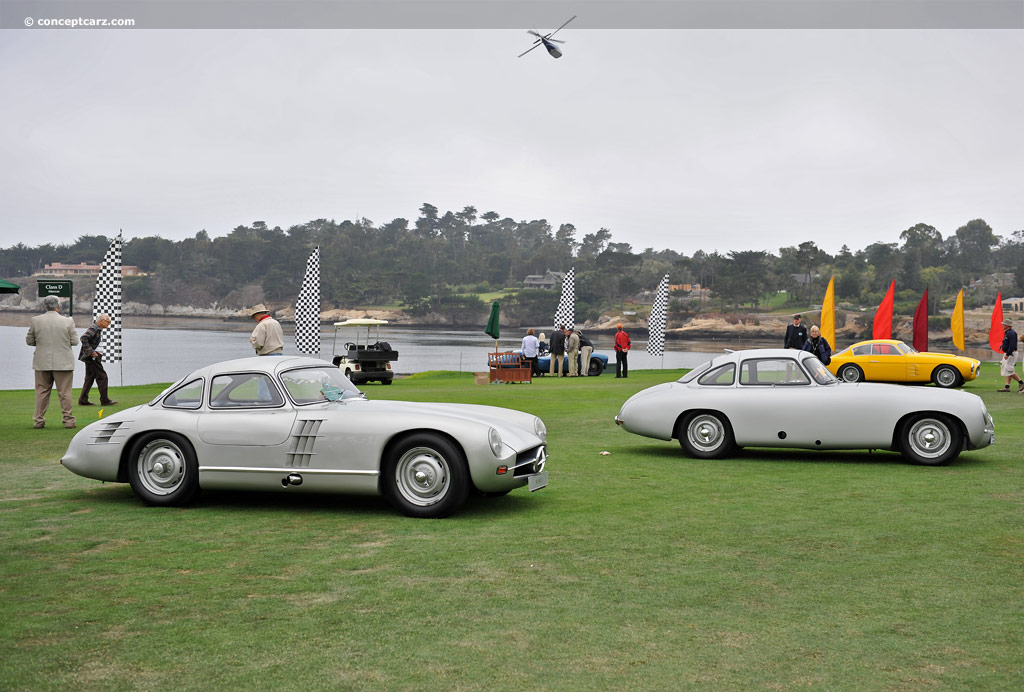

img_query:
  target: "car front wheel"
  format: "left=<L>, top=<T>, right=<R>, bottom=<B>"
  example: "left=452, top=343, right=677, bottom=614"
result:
left=932, top=365, right=963, bottom=389
left=127, top=432, right=200, bottom=506
left=678, top=411, right=735, bottom=459
left=588, top=359, right=604, bottom=376
left=838, top=364, right=864, bottom=383
left=383, top=433, right=470, bottom=518
left=900, top=414, right=962, bottom=466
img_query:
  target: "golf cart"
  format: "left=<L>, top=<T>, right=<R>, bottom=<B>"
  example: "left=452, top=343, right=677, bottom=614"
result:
left=331, top=319, right=398, bottom=385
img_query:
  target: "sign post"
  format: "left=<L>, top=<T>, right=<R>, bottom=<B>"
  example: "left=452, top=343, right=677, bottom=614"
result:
left=37, top=279, right=74, bottom=316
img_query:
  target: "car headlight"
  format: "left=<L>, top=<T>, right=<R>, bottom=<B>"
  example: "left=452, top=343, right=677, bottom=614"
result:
left=534, top=417, right=547, bottom=441
left=488, top=427, right=503, bottom=457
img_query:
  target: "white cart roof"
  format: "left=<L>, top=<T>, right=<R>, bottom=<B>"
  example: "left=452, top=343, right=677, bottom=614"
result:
left=333, top=319, right=389, bottom=327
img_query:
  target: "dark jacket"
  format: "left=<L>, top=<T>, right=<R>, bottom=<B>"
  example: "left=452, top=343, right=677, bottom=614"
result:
left=802, top=336, right=832, bottom=364
left=1001, top=328, right=1018, bottom=356
left=784, top=323, right=808, bottom=349
left=79, top=322, right=102, bottom=362
left=549, top=329, right=567, bottom=356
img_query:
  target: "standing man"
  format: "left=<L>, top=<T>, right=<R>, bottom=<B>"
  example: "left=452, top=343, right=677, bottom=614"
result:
left=78, top=313, right=117, bottom=406
left=26, top=296, right=78, bottom=429
left=614, top=323, right=631, bottom=378
left=784, top=314, right=808, bottom=350
left=997, top=318, right=1023, bottom=392
left=566, top=328, right=581, bottom=377
left=521, top=328, right=540, bottom=375
left=549, top=325, right=567, bottom=377
left=578, top=330, right=594, bottom=376
left=249, top=304, right=284, bottom=356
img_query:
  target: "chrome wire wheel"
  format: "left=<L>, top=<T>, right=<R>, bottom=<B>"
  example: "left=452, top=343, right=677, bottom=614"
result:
left=394, top=446, right=450, bottom=507
left=135, top=439, right=187, bottom=496
left=933, top=366, right=960, bottom=388
left=687, top=414, right=727, bottom=454
left=839, top=365, right=862, bottom=382
left=906, top=418, right=952, bottom=460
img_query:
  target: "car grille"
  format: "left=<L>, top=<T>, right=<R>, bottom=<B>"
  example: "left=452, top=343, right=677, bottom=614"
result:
left=513, top=445, right=547, bottom=476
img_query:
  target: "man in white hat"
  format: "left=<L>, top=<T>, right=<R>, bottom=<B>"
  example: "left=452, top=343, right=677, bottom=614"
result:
left=248, top=304, right=283, bottom=356
left=997, top=317, right=1022, bottom=392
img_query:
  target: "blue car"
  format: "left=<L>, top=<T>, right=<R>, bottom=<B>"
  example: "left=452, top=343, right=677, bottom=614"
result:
left=535, top=352, right=608, bottom=376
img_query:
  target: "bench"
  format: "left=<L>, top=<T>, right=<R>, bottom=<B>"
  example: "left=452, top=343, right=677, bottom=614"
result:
left=487, top=352, right=532, bottom=384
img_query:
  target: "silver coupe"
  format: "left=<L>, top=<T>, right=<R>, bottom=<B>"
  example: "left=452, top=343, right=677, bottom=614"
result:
left=61, top=357, right=549, bottom=518
left=614, top=348, right=994, bottom=466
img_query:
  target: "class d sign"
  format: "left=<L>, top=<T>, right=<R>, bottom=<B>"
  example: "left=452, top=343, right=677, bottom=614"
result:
left=37, top=279, right=74, bottom=315
left=38, top=280, right=73, bottom=298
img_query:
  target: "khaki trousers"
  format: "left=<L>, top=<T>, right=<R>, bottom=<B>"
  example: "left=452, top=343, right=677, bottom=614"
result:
left=34, top=370, right=76, bottom=428
left=567, top=349, right=579, bottom=376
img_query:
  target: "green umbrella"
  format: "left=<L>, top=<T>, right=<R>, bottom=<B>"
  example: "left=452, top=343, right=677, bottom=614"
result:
left=0, top=278, right=20, bottom=294
left=484, top=301, right=500, bottom=347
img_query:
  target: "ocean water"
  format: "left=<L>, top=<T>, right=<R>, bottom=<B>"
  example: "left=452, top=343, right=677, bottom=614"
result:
left=2, top=325, right=728, bottom=390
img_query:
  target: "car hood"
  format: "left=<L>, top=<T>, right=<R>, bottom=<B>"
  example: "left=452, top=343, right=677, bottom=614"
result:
left=347, top=399, right=543, bottom=451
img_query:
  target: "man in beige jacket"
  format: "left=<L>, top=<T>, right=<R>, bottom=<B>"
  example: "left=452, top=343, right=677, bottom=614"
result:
left=26, top=296, right=78, bottom=429
left=248, top=304, right=284, bottom=355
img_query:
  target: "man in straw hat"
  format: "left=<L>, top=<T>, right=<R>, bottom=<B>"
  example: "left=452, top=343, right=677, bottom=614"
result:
left=997, top=317, right=1022, bottom=392
left=248, top=304, right=284, bottom=356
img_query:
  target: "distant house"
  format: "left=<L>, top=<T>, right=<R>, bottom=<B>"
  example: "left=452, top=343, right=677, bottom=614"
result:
left=1003, top=297, right=1024, bottom=312
left=33, top=262, right=145, bottom=277
left=522, top=270, right=566, bottom=290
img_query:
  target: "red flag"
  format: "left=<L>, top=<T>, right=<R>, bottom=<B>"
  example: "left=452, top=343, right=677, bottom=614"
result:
left=872, top=280, right=895, bottom=340
left=989, top=291, right=1004, bottom=352
left=912, top=288, right=929, bottom=351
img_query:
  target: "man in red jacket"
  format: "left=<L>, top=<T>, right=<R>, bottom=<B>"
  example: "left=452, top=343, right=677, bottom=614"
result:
left=614, top=323, right=631, bottom=378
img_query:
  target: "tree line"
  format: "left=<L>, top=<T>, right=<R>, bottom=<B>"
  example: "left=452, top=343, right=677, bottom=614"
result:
left=1, top=206, right=1022, bottom=326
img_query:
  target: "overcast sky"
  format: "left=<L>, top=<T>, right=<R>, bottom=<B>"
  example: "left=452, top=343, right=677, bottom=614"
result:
left=1, top=28, right=1022, bottom=255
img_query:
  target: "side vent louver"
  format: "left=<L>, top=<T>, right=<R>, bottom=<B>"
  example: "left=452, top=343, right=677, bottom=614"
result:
left=286, top=418, right=325, bottom=468
left=90, top=420, right=129, bottom=444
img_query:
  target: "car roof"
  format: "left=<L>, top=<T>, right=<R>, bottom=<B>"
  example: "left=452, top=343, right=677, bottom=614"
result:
left=185, top=356, right=329, bottom=380
left=848, top=339, right=904, bottom=347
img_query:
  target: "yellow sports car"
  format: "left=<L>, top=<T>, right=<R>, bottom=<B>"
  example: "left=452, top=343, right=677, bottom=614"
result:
left=827, top=339, right=981, bottom=388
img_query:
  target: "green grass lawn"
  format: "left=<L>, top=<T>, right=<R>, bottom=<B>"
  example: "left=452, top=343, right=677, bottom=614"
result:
left=2, top=370, right=1022, bottom=690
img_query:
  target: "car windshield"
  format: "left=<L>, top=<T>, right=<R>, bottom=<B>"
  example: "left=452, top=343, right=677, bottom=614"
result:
left=896, top=342, right=916, bottom=354
left=281, top=366, right=365, bottom=405
left=803, top=357, right=838, bottom=385
left=149, top=374, right=190, bottom=406
left=679, top=360, right=713, bottom=383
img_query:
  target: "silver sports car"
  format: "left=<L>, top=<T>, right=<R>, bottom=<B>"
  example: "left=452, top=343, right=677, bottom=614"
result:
left=615, top=348, right=994, bottom=466
left=61, top=357, right=549, bottom=518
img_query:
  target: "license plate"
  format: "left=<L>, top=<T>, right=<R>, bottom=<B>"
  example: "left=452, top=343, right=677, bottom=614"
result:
left=528, top=471, right=548, bottom=492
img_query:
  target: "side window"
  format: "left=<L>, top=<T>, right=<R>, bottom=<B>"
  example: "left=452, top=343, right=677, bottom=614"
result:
left=162, top=378, right=204, bottom=409
left=872, top=343, right=897, bottom=356
left=851, top=345, right=871, bottom=356
left=698, top=363, right=735, bottom=386
left=209, top=373, right=284, bottom=409
left=739, top=358, right=810, bottom=386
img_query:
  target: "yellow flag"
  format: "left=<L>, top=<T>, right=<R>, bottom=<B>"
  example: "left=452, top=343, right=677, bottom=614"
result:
left=821, top=276, right=836, bottom=349
left=951, top=288, right=965, bottom=351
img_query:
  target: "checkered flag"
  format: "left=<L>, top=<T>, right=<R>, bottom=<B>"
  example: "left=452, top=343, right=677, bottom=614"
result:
left=294, top=246, right=321, bottom=356
left=647, top=274, right=670, bottom=357
left=553, top=267, right=575, bottom=331
left=94, top=232, right=123, bottom=362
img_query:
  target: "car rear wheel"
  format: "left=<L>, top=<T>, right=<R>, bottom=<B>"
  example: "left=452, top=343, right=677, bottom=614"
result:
left=678, top=411, right=734, bottom=459
left=127, top=432, right=200, bottom=506
left=383, top=433, right=470, bottom=518
left=932, top=365, right=963, bottom=389
left=838, top=364, right=864, bottom=383
left=588, top=358, right=604, bottom=376
left=900, top=414, right=962, bottom=466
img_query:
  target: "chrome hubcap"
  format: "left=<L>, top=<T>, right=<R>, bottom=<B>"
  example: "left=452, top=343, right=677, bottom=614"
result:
left=936, top=369, right=955, bottom=386
left=396, top=447, right=449, bottom=507
left=908, top=418, right=951, bottom=459
left=137, top=440, right=186, bottom=495
left=688, top=415, right=724, bottom=451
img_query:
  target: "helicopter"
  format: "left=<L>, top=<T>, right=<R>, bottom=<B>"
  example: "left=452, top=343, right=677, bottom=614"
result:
left=518, top=15, right=576, bottom=59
